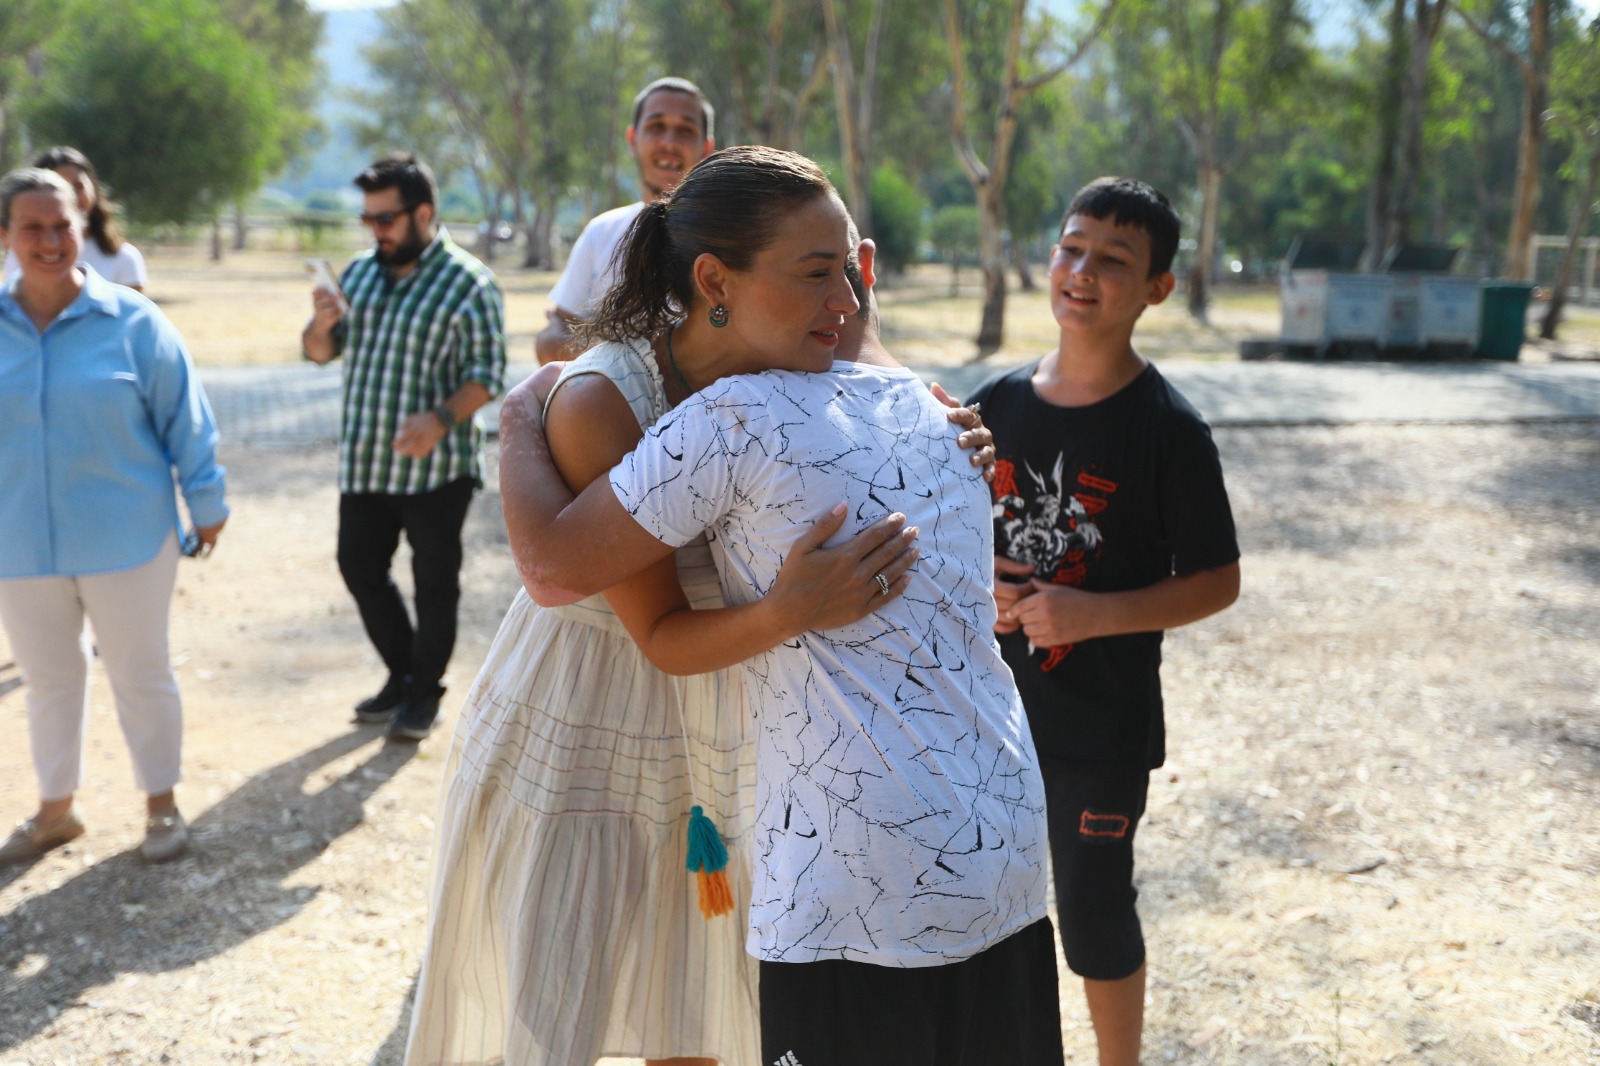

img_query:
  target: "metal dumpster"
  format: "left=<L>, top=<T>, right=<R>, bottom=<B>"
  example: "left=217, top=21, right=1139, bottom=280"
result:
left=1380, top=244, right=1477, bottom=357
left=1280, top=238, right=1369, bottom=358
left=1418, top=277, right=1482, bottom=355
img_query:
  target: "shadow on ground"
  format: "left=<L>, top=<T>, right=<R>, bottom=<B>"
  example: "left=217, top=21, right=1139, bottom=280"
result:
left=0, top=729, right=417, bottom=1053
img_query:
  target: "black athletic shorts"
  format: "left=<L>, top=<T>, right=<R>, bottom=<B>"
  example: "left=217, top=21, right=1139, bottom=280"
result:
left=758, top=918, right=1063, bottom=1066
left=1039, top=758, right=1150, bottom=981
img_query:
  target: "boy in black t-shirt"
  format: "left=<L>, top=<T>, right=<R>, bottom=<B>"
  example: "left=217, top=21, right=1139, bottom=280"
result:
left=968, top=177, right=1240, bottom=1066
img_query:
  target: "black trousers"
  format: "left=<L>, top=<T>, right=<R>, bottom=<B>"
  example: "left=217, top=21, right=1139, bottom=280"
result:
left=336, top=477, right=475, bottom=691
left=759, top=919, right=1064, bottom=1066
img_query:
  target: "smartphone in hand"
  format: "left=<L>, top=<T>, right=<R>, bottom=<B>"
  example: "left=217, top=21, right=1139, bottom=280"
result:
left=305, top=258, right=349, bottom=314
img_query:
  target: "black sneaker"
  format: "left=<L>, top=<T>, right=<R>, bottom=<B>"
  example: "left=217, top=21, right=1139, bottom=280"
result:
left=389, top=684, right=444, bottom=741
left=354, top=675, right=410, bottom=724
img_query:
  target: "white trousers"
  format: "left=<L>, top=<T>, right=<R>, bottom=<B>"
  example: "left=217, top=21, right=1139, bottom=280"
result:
left=0, top=534, right=183, bottom=800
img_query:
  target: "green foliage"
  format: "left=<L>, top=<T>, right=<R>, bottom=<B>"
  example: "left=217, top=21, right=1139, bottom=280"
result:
left=0, top=0, right=55, bottom=169
left=1003, top=88, right=1069, bottom=251
left=1546, top=14, right=1600, bottom=184
left=869, top=164, right=928, bottom=272
left=24, top=0, right=283, bottom=225
left=360, top=0, right=615, bottom=248
left=302, top=191, right=343, bottom=213
left=1426, top=21, right=1531, bottom=257
left=217, top=0, right=326, bottom=177
left=930, top=203, right=980, bottom=262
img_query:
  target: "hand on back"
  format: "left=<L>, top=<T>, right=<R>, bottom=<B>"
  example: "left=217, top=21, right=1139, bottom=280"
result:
left=766, top=504, right=920, bottom=634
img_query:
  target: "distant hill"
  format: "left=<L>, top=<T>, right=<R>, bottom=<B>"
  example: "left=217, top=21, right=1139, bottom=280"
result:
left=265, top=7, right=383, bottom=203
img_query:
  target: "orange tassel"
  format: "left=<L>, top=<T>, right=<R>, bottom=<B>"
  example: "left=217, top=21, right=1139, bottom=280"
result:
left=696, top=868, right=734, bottom=919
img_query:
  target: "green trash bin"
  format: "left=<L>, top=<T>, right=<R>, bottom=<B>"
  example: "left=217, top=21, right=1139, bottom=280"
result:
left=1477, top=281, right=1535, bottom=361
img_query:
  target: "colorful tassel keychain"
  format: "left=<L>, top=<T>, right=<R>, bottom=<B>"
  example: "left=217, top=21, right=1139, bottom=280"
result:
left=686, top=804, right=733, bottom=919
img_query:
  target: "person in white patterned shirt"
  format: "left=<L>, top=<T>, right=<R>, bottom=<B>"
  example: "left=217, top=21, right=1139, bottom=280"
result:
left=500, top=147, right=1064, bottom=1066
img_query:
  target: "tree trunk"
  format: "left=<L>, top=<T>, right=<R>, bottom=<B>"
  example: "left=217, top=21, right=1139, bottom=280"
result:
left=944, top=0, right=1099, bottom=352
left=510, top=192, right=536, bottom=270
left=210, top=217, right=223, bottom=262
left=1539, top=136, right=1600, bottom=339
left=1364, top=0, right=1407, bottom=269
left=1011, top=239, right=1036, bottom=291
left=522, top=191, right=557, bottom=270
left=1504, top=0, right=1550, bottom=280
left=1189, top=163, right=1222, bottom=321
left=977, top=184, right=1007, bottom=352
left=0, top=99, right=11, bottom=173
left=522, top=221, right=543, bottom=269
left=822, top=0, right=883, bottom=240
left=233, top=201, right=248, bottom=252
left=468, top=161, right=495, bottom=263
left=1389, top=0, right=1442, bottom=255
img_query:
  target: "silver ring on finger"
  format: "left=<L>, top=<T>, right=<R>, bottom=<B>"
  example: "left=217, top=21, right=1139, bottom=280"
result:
left=874, top=572, right=891, bottom=597
left=967, top=401, right=980, bottom=417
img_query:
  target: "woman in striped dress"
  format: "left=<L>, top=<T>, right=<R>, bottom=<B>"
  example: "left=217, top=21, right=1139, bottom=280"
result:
left=403, top=154, right=939, bottom=1065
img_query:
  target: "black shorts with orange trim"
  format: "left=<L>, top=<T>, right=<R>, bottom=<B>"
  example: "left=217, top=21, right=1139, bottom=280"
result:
left=1040, top=759, right=1150, bottom=981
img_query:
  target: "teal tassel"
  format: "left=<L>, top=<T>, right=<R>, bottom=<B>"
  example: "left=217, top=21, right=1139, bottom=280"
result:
left=687, top=805, right=734, bottom=918
left=685, top=805, right=728, bottom=874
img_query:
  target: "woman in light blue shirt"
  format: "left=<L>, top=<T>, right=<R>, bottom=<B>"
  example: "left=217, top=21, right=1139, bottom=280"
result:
left=0, top=168, right=228, bottom=865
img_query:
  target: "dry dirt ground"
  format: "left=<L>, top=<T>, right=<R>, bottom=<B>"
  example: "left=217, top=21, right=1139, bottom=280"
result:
left=1, top=245, right=1598, bottom=1065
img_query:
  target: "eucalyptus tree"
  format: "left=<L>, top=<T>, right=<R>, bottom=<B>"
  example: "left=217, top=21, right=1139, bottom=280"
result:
left=944, top=0, right=1116, bottom=352
left=363, top=0, right=598, bottom=268
left=1539, top=16, right=1600, bottom=335
left=1360, top=0, right=1450, bottom=266
left=1456, top=0, right=1555, bottom=279
left=217, top=0, right=326, bottom=250
left=821, top=0, right=888, bottom=238
left=1118, top=0, right=1313, bottom=320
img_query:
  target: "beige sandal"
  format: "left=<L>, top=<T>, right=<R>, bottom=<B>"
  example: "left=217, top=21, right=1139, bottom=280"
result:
left=0, top=809, right=86, bottom=864
left=140, top=811, right=189, bottom=863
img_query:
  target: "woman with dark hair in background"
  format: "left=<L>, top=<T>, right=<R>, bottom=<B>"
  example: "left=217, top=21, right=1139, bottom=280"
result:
left=2, top=146, right=147, bottom=291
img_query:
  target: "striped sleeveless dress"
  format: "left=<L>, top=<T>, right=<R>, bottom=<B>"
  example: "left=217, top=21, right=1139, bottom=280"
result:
left=405, top=339, right=758, bottom=1066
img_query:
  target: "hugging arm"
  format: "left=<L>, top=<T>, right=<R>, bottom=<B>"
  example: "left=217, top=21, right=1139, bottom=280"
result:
left=502, top=367, right=920, bottom=630
left=502, top=369, right=677, bottom=605
left=513, top=367, right=920, bottom=674
left=603, top=504, right=919, bottom=676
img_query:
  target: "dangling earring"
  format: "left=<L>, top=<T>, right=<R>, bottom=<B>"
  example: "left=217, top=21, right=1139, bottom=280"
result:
left=708, top=304, right=729, bottom=328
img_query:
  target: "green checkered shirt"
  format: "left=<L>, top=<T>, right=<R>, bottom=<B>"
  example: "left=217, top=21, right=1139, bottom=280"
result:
left=332, top=230, right=506, bottom=495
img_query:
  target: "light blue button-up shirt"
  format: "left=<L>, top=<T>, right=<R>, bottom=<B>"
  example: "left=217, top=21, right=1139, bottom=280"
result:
left=0, top=266, right=228, bottom=579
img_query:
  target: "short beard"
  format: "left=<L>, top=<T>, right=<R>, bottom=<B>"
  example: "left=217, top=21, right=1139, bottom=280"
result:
left=376, top=220, right=427, bottom=267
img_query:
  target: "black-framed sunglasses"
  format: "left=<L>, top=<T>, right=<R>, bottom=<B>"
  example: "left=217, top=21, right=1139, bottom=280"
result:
left=358, top=204, right=419, bottom=227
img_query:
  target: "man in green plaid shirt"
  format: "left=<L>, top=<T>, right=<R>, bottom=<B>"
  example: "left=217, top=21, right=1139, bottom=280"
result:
left=302, top=153, right=506, bottom=740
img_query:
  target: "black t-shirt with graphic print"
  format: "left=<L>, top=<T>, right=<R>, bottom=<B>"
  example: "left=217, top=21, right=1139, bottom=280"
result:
left=967, top=360, right=1240, bottom=770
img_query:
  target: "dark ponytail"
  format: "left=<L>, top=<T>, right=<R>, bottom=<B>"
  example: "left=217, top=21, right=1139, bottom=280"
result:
left=583, top=200, right=676, bottom=345
left=579, top=146, right=839, bottom=346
